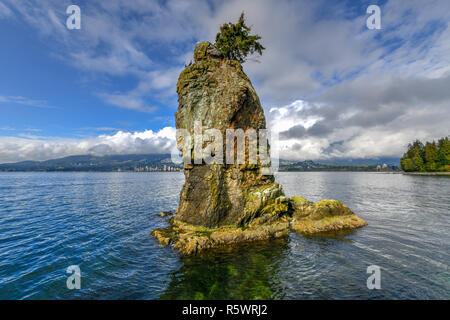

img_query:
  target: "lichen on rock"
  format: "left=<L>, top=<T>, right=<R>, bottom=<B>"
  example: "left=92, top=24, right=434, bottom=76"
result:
left=290, top=198, right=367, bottom=234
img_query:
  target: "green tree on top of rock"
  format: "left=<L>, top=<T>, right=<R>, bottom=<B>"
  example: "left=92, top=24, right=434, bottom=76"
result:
left=214, top=12, right=265, bottom=63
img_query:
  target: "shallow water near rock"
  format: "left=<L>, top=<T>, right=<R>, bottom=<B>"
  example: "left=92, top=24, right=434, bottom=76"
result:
left=0, top=171, right=449, bottom=299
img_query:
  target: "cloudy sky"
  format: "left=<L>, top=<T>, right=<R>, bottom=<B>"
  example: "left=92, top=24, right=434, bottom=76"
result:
left=0, top=0, right=449, bottom=163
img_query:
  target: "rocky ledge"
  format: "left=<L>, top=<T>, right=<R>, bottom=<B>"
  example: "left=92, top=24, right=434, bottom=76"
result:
left=289, top=197, right=367, bottom=234
left=152, top=197, right=366, bottom=255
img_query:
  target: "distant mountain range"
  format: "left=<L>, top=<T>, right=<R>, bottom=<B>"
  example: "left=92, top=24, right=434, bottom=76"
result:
left=0, top=154, right=180, bottom=172
left=0, top=154, right=400, bottom=172
left=313, top=157, right=400, bottom=166
left=279, top=159, right=399, bottom=172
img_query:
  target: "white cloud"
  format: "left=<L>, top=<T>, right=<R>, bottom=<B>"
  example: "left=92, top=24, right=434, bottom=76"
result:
left=0, top=127, right=176, bottom=163
left=0, top=2, right=12, bottom=18
left=269, top=93, right=450, bottom=160
left=2, top=0, right=200, bottom=112
left=101, top=93, right=156, bottom=113
left=1, top=0, right=449, bottom=160
left=0, top=94, right=55, bottom=108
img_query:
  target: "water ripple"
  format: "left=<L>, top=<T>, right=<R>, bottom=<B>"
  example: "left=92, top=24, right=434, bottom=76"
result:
left=0, top=172, right=449, bottom=299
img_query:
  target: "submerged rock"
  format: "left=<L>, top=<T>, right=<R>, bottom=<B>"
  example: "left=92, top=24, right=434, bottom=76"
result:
left=290, top=199, right=367, bottom=234
left=158, top=211, right=173, bottom=217
left=151, top=41, right=367, bottom=255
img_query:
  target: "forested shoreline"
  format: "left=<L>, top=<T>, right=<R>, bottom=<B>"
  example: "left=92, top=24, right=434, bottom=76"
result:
left=400, top=137, right=450, bottom=172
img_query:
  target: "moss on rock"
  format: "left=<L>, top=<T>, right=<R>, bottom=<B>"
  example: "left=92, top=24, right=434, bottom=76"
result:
left=289, top=197, right=367, bottom=234
left=291, top=214, right=367, bottom=235
left=153, top=217, right=290, bottom=255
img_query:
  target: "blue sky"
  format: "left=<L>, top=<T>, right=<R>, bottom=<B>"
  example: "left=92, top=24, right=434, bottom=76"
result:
left=0, top=1, right=183, bottom=137
left=0, top=0, right=449, bottom=163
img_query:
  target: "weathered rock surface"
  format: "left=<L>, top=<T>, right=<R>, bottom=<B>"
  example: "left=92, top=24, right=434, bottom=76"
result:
left=152, top=218, right=290, bottom=255
left=290, top=197, right=367, bottom=234
left=151, top=41, right=367, bottom=255
left=174, top=41, right=286, bottom=229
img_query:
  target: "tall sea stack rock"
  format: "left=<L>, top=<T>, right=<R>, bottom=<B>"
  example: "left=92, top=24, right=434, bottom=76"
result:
left=174, top=42, right=286, bottom=229
left=152, top=42, right=367, bottom=255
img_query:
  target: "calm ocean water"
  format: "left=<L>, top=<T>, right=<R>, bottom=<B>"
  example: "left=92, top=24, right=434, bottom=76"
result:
left=0, top=171, right=448, bottom=299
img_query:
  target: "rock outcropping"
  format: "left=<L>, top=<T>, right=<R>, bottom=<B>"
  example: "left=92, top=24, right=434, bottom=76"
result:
left=152, top=42, right=367, bottom=255
left=174, top=41, right=286, bottom=229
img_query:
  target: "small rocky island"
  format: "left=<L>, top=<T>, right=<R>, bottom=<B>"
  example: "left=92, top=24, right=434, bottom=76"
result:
left=152, top=41, right=367, bottom=255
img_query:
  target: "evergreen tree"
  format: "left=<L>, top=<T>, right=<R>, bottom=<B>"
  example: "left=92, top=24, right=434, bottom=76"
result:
left=410, top=140, right=425, bottom=171
left=424, top=141, right=438, bottom=171
left=400, top=157, right=415, bottom=172
left=215, top=12, right=265, bottom=63
left=437, top=137, right=450, bottom=171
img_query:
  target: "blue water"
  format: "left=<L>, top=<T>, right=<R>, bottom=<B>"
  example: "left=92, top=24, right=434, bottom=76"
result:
left=0, top=172, right=449, bottom=299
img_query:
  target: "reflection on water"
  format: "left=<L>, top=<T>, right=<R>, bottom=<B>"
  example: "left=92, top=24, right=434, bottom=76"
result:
left=0, top=172, right=449, bottom=299
left=161, top=239, right=289, bottom=300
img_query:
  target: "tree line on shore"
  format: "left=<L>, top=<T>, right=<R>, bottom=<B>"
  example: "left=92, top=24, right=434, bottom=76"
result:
left=400, top=137, right=450, bottom=172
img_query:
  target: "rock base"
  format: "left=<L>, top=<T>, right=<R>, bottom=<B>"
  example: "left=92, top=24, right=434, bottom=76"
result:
left=152, top=217, right=290, bottom=255
left=289, top=197, right=368, bottom=234
left=152, top=196, right=367, bottom=255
